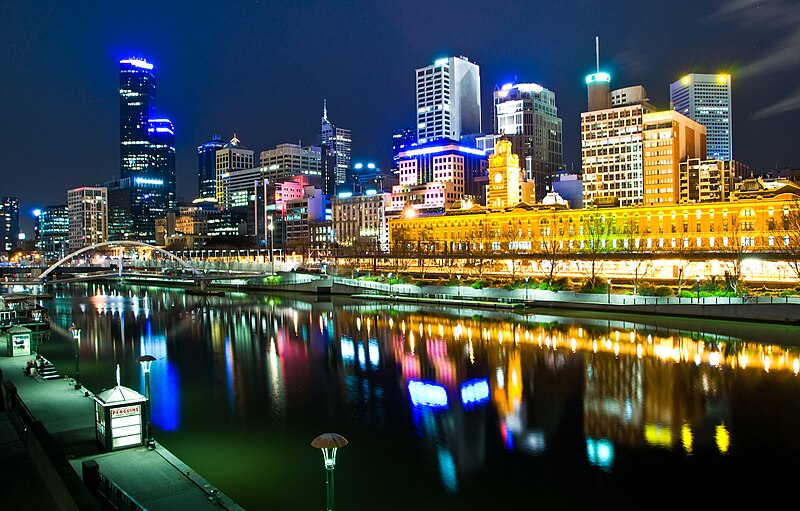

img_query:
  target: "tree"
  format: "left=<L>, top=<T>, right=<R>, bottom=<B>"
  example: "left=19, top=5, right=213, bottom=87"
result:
left=720, top=212, right=754, bottom=295
left=621, top=216, right=652, bottom=295
left=497, top=218, right=528, bottom=282
left=577, top=212, right=615, bottom=288
left=534, top=210, right=567, bottom=288
left=463, top=219, right=494, bottom=280
left=389, top=224, right=413, bottom=277
left=771, top=199, right=800, bottom=286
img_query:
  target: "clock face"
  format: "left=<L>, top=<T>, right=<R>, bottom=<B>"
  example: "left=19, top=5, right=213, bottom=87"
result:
left=494, top=172, right=503, bottom=184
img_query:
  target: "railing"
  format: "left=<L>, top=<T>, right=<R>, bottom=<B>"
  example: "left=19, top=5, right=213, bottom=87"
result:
left=94, top=470, right=147, bottom=511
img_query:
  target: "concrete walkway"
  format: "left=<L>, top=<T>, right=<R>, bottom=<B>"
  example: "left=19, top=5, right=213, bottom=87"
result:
left=0, top=354, right=244, bottom=511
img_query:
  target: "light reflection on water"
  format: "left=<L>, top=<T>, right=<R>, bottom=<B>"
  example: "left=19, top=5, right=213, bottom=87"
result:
left=36, top=283, right=800, bottom=509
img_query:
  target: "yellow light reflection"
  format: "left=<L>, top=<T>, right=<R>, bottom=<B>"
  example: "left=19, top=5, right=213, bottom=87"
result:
left=715, top=423, right=730, bottom=454
left=681, top=423, right=693, bottom=455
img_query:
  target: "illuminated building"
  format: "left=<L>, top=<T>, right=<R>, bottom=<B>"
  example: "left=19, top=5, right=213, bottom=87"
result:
left=197, top=134, right=225, bottom=200
left=332, top=191, right=391, bottom=252
left=391, top=127, right=417, bottom=174
left=215, top=134, right=254, bottom=207
left=258, top=143, right=322, bottom=188
left=283, top=187, right=326, bottom=252
left=0, top=197, right=19, bottom=254
left=582, top=79, right=655, bottom=207
left=642, top=110, right=706, bottom=205
left=491, top=82, right=563, bottom=201
left=106, top=176, right=169, bottom=243
left=679, top=159, right=743, bottom=203
left=416, top=56, right=481, bottom=144
left=486, top=138, right=535, bottom=208
left=35, top=204, right=69, bottom=261
left=319, top=101, right=351, bottom=185
left=155, top=204, right=246, bottom=248
left=118, top=57, right=175, bottom=241
left=67, top=187, right=107, bottom=250
left=670, top=73, right=733, bottom=161
left=392, top=138, right=487, bottom=213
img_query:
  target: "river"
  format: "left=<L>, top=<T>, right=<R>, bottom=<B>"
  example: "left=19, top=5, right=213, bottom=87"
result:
left=30, top=282, right=800, bottom=509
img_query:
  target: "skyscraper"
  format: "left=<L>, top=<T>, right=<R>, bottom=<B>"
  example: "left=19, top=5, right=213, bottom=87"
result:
left=35, top=205, right=69, bottom=261
left=0, top=197, right=19, bottom=253
left=670, top=73, right=733, bottom=160
left=198, top=134, right=225, bottom=200
left=67, top=187, right=107, bottom=250
left=119, top=58, right=156, bottom=176
left=416, top=56, right=481, bottom=144
left=492, top=82, right=563, bottom=201
left=319, top=102, right=351, bottom=186
left=118, top=57, right=173, bottom=242
left=215, top=134, right=254, bottom=208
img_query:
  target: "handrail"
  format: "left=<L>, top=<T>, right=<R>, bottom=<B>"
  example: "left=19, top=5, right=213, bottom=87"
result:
left=95, top=471, right=147, bottom=511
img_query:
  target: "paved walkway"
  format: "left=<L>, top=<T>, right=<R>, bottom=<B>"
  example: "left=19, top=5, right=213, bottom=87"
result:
left=0, top=354, right=244, bottom=510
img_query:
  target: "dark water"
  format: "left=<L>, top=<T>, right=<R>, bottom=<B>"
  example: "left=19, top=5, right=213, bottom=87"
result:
left=30, top=283, right=800, bottom=509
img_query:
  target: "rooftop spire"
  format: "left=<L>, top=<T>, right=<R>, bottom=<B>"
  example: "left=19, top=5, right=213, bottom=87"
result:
left=323, top=99, right=328, bottom=120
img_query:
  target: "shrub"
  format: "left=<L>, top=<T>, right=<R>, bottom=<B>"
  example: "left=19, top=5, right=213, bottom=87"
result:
left=636, top=282, right=657, bottom=296
left=654, top=286, right=673, bottom=297
left=471, top=281, right=483, bottom=290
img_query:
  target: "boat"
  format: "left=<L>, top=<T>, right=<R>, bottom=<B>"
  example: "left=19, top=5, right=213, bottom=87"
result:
left=0, top=293, right=51, bottom=330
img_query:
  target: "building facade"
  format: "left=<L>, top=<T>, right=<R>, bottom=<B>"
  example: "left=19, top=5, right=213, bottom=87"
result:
left=415, top=56, right=481, bottom=144
left=35, top=204, right=69, bottom=261
left=670, top=73, right=733, bottom=161
left=486, top=138, right=535, bottom=208
left=197, top=134, right=225, bottom=200
left=679, top=159, right=742, bottom=203
left=492, top=82, right=563, bottom=201
left=148, top=118, right=176, bottom=209
left=259, top=143, right=322, bottom=187
left=319, top=103, right=351, bottom=185
left=215, top=135, right=254, bottom=207
left=332, top=192, right=392, bottom=252
left=119, top=58, right=155, bottom=176
left=0, top=197, right=19, bottom=254
left=67, top=187, right=107, bottom=250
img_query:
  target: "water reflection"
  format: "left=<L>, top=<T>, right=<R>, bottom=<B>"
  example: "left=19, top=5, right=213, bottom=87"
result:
left=37, top=284, right=800, bottom=509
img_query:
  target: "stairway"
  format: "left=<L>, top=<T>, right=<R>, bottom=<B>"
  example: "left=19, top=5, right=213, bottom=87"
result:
left=36, top=357, right=61, bottom=381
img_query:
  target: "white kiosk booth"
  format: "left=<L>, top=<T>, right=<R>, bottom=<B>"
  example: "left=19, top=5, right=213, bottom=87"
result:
left=93, top=382, right=147, bottom=452
left=5, top=325, right=32, bottom=357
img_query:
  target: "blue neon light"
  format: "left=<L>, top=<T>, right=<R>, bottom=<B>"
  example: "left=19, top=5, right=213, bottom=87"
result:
left=120, top=58, right=153, bottom=70
left=404, top=145, right=485, bottom=158
left=134, top=177, right=164, bottom=186
left=408, top=379, right=448, bottom=408
left=585, top=72, right=611, bottom=84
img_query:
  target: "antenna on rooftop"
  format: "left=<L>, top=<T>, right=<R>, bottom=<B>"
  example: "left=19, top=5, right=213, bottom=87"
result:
left=596, top=36, right=600, bottom=73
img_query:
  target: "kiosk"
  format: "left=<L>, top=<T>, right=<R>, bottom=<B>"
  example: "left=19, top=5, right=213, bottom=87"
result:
left=93, top=383, right=147, bottom=451
left=5, top=325, right=32, bottom=357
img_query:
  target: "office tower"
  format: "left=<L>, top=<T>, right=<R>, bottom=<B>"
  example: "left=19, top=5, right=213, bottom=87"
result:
left=120, top=58, right=156, bottom=176
left=320, top=144, right=336, bottom=197
left=148, top=118, right=176, bottom=209
left=332, top=192, right=392, bottom=252
left=319, top=102, right=352, bottom=185
left=416, top=56, right=481, bottom=144
left=198, top=134, right=225, bottom=200
left=642, top=111, right=706, bottom=205
left=486, top=138, right=535, bottom=208
left=67, top=187, right=107, bottom=250
left=215, top=134, right=254, bottom=207
left=493, top=82, right=563, bottom=201
left=679, top=159, right=741, bottom=203
left=582, top=78, right=655, bottom=207
left=35, top=205, right=69, bottom=261
left=0, top=197, right=20, bottom=253
left=586, top=72, right=611, bottom=112
left=670, top=73, right=733, bottom=160
left=259, top=143, right=323, bottom=186
left=348, top=162, right=397, bottom=194
left=118, top=56, right=173, bottom=242
left=391, top=127, right=417, bottom=174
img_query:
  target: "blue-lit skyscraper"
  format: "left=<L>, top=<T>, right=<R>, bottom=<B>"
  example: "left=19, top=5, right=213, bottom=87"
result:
left=117, top=57, right=174, bottom=243
left=120, top=58, right=156, bottom=176
left=198, top=134, right=225, bottom=200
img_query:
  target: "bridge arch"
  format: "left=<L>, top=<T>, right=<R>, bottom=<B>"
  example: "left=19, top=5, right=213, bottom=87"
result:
left=37, top=241, right=201, bottom=282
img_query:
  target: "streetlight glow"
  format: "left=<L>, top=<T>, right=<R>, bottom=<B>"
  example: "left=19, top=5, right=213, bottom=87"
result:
left=136, top=354, right=157, bottom=449
left=311, top=433, right=348, bottom=511
left=69, top=324, right=81, bottom=390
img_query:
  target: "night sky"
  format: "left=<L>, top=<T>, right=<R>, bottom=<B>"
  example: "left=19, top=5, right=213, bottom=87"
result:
left=2, top=0, right=799, bottom=235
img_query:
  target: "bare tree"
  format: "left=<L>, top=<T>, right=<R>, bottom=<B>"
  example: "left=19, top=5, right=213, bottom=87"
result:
left=497, top=218, right=528, bottom=282
left=720, top=213, right=755, bottom=295
left=534, top=210, right=567, bottom=288
left=389, top=224, right=413, bottom=278
left=771, top=200, right=800, bottom=286
left=577, top=212, right=615, bottom=288
left=621, top=216, right=653, bottom=295
left=463, top=220, right=494, bottom=280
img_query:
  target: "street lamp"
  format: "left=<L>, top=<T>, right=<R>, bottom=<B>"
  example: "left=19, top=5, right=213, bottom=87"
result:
left=524, top=276, right=530, bottom=302
left=696, top=275, right=701, bottom=301
left=136, top=354, right=157, bottom=449
left=311, top=433, right=348, bottom=511
left=387, top=272, right=393, bottom=297
left=69, top=324, right=81, bottom=390
left=457, top=274, right=461, bottom=298
left=268, top=216, right=275, bottom=276
left=606, top=278, right=611, bottom=304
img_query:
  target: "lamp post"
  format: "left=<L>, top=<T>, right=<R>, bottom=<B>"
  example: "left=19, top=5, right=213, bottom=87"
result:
left=268, top=216, right=275, bottom=276
left=606, top=278, right=611, bottom=304
left=69, top=324, right=81, bottom=390
left=387, top=272, right=393, bottom=297
left=136, top=354, right=157, bottom=449
left=696, top=275, right=701, bottom=301
left=457, top=274, right=461, bottom=297
left=524, top=276, right=530, bottom=302
left=311, top=433, right=348, bottom=511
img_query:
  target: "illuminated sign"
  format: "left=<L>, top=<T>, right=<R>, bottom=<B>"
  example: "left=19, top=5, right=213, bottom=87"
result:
left=111, top=405, right=141, bottom=418
left=585, top=72, right=611, bottom=84
left=408, top=379, right=448, bottom=408
left=404, top=145, right=485, bottom=158
left=434, top=58, right=448, bottom=67
left=120, top=58, right=153, bottom=70
left=134, top=177, right=164, bottom=186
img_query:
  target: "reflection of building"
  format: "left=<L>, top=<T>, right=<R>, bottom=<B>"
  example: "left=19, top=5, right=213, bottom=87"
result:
left=67, top=186, right=108, bottom=250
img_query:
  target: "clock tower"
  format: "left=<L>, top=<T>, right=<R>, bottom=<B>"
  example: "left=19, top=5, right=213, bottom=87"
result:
left=487, top=137, right=532, bottom=208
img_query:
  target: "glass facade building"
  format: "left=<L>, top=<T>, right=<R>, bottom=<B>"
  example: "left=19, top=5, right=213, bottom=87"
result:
left=35, top=204, right=69, bottom=261
left=198, top=134, right=225, bottom=200
left=120, top=58, right=156, bottom=176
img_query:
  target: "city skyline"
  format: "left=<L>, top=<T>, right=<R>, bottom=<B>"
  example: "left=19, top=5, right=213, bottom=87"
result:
left=3, top=0, right=799, bottom=235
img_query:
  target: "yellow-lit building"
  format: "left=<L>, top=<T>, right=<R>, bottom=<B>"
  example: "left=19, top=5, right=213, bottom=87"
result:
left=486, top=138, right=535, bottom=208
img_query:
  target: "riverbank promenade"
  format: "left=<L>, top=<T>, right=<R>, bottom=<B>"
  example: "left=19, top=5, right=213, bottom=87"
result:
left=0, top=355, right=244, bottom=511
